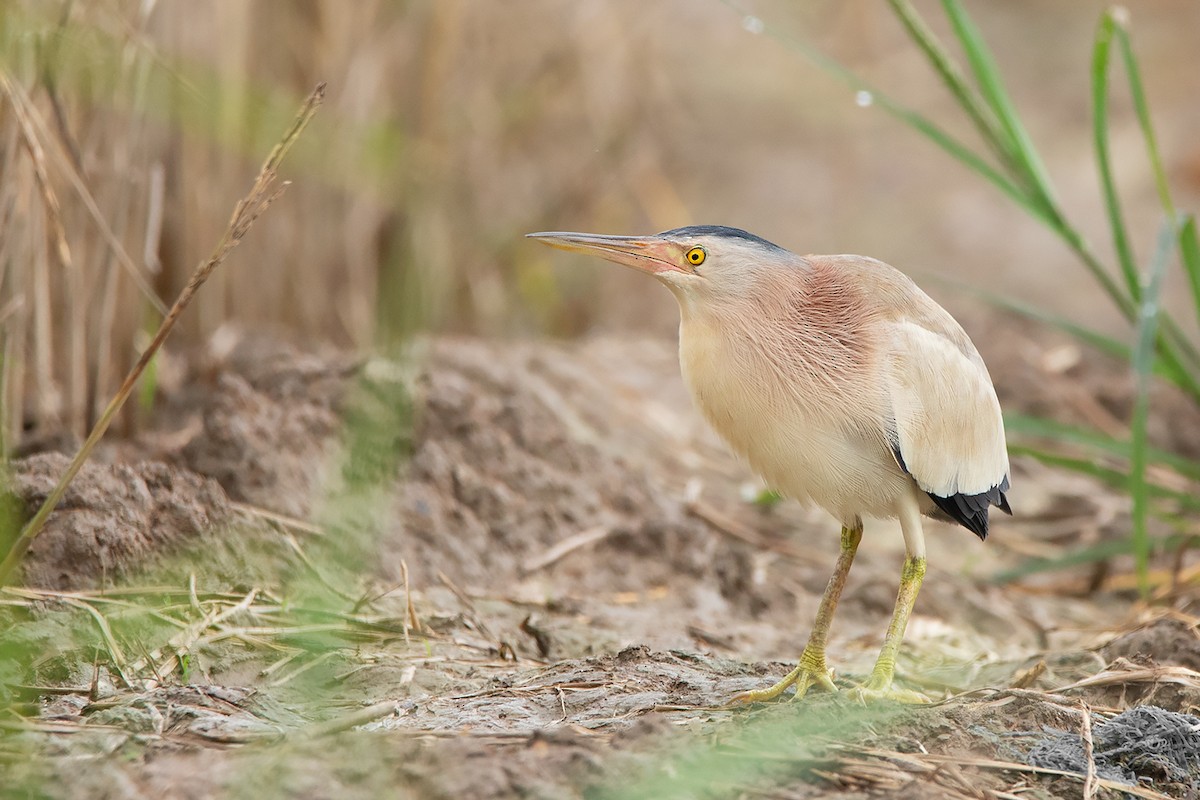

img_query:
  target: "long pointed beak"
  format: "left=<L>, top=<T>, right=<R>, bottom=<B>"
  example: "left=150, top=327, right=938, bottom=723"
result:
left=526, top=231, right=688, bottom=276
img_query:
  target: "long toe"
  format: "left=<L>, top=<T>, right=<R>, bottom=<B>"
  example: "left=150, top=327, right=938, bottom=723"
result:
left=724, top=663, right=838, bottom=708
left=847, top=678, right=929, bottom=705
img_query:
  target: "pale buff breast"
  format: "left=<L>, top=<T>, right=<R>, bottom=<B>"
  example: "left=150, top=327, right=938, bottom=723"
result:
left=677, top=311, right=915, bottom=525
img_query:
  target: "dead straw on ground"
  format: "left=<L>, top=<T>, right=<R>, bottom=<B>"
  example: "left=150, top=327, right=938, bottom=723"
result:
left=0, top=574, right=439, bottom=694
left=812, top=746, right=1178, bottom=800
left=0, top=82, right=327, bottom=586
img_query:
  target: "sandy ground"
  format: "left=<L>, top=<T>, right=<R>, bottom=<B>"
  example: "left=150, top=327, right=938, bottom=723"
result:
left=4, top=325, right=1200, bottom=799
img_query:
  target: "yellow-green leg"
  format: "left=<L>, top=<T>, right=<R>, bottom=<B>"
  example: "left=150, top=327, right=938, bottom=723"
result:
left=726, top=521, right=863, bottom=706
left=849, top=554, right=929, bottom=703
left=851, top=492, right=930, bottom=704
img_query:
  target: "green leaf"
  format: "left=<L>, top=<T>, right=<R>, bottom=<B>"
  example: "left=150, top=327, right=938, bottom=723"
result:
left=1104, top=14, right=1200, bottom=373
left=976, top=294, right=1131, bottom=361
left=1008, top=444, right=1200, bottom=511
left=1091, top=10, right=1140, bottom=300
left=886, top=0, right=1023, bottom=179
left=1151, top=333, right=1200, bottom=403
left=138, top=351, right=159, bottom=413
left=1129, top=220, right=1178, bottom=596
left=992, top=532, right=1190, bottom=583
left=940, top=0, right=1060, bottom=222
left=1114, top=16, right=1174, bottom=217
left=1004, top=413, right=1200, bottom=482
left=1181, top=214, right=1200, bottom=327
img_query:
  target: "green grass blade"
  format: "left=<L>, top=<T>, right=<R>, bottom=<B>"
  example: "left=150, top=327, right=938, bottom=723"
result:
left=1109, top=16, right=1200, bottom=373
left=1129, top=220, right=1178, bottom=597
left=1181, top=214, right=1200, bottom=326
left=935, top=274, right=1200, bottom=393
left=904, top=2, right=1140, bottom=327
left=1091, top=10, right=1141, bottom=299
left=880, top=100, right=1043, bottom=219
left=1004, top=413, right=1200, bottom=482
left=992, top=531, right=1190, bottom=583
left=1159, top=316, right=1200, bottom=376
left=939, top=0, right=1061, bottom=221
left=1065, top=235, right=1143, bottom=327
left=982, top=291, right=1200, bottom=398
left=973, top=293, right=1131, bottom=361
left=1010, top=444, right=1200, bottom=511
left=1156, top=337, right=1200, bottom=405
left=1114, top=15, right=1174, bottom=217
left=886, top=0, right=1023, bottom=178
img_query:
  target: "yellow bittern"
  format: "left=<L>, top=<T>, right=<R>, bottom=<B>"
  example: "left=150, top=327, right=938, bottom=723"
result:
left=528, top=226, right=1011, bottom=703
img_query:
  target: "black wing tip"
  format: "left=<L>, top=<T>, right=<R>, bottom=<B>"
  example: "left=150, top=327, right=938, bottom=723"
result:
left=927, top=492, right=989, bottom=540
left=997, top=493, right=1013, bottom=516
left=927, top=477, right=1011, bottom=541
left=890, top=445, right=1012, bottom=540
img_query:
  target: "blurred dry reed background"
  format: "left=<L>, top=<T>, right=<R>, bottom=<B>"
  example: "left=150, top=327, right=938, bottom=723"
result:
left=1, top=0, right=1199, bottom=453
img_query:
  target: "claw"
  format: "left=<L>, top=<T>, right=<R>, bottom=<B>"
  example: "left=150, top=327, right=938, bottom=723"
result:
left=723, top=524, right=861, bottom=710
left=723, top=659, right=837, bottom=708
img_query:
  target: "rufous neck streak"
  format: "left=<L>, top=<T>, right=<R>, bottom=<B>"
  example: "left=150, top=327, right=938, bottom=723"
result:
left=677, top=259, right=880, bottom=415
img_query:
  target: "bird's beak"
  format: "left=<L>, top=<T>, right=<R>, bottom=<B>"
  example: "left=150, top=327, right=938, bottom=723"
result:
left=526, top=231, right=689, bottom=276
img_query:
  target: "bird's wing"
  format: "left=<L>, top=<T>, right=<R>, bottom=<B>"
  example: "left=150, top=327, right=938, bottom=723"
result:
left=884, top=318, right=1011, bottom=536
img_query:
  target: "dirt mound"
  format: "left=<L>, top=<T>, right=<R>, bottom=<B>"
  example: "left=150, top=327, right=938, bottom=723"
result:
left=389, top=339, right=766, bottom=602
left=1102, top=617, right=1200, bottom=672
left=154, top=335, right=794, bottom=653
left=178, top=343, right=353, bottom=517
left=9, top=453, right=231, bottom=590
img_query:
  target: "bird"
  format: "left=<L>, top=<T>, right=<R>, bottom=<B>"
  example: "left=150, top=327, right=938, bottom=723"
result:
left=527, top=225, right=1011, bottom=704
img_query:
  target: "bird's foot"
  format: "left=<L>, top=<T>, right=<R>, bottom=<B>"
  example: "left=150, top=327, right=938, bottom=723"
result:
left=724, top=650, right=837, bottom=707
left=847, top=669, right=929, bottom=705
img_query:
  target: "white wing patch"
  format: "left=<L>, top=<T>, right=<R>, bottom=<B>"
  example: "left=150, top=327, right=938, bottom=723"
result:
left=886, top=321, right=1009, bottom=497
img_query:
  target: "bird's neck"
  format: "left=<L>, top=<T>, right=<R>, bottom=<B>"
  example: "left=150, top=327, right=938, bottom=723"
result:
left=676, top=263, right=876, bottom=409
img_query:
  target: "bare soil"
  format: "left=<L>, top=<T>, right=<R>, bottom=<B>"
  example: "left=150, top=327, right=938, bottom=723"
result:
left=4, top=324, right=1200, bottom=799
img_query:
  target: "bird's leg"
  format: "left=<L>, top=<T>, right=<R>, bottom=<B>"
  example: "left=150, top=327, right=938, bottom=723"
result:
left=726, top=520, right=862, bottom=706
left=852, top=493, right=930, bottom=704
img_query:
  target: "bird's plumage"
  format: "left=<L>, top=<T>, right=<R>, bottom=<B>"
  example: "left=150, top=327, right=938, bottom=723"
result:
left=659, top=225, right=787, bottom=253
left=528, top=225, right=1013, bottom=703
left=674, top=251, right=1010, bottom=536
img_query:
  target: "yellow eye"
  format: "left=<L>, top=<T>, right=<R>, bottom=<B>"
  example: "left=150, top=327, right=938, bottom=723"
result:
left=686, top=246, right=706, bottom=266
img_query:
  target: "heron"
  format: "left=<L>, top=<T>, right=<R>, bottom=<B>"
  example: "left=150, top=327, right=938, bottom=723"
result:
left=527, top=225, right=1011, bottom=703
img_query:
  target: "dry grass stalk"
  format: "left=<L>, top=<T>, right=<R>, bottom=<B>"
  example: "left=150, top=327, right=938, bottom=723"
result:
left=0, top=82, right=327, bottom=586
left=685, top=498, right=824, bottom=564
left=521, top=524, right=612, bottom=574
left=288, top=700, right=401, bottom=740
left=1, top=573, right=439, bottom=694
left=231, top=501, right=328, bottom=537
left=59, top=596, right=132, bottom=687
left=1079, top=702, right=1098, bottom=800
left=3, top=74, right=78, bottom=435
left=1053, top=660, right=1200, bottom=694
left=0, top=73, right=167, bottom=318
left=402, top=559, right=424, bottom=636
left=137, top=588, right=260, bottom=684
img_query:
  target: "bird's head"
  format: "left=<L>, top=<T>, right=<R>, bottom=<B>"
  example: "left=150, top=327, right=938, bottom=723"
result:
left=526, top=225, right=799, bottom=309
